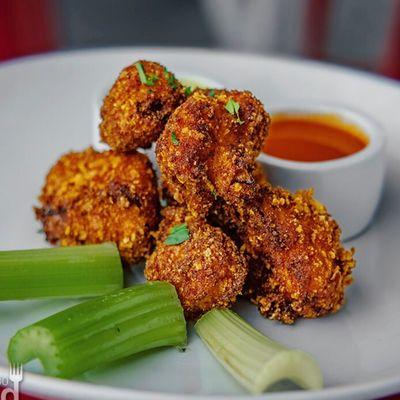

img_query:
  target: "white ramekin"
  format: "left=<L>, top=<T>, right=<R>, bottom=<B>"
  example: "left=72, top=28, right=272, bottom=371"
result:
left=257, top=102, right=386, bottom=241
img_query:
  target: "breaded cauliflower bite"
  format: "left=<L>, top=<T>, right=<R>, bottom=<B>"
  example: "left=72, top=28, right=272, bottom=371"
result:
left=156, top=86, right=355, bottom=323
left=145, top=206, right=248, bottom=319
left=253, top=162, right=268, bottom=186
left=35, top=148, right=160, bottom=264
left=156, top=90, right=270, bottom=217
left=221, top=185, right=355, bottom=324
left=100, top=60, right=186, bottom=151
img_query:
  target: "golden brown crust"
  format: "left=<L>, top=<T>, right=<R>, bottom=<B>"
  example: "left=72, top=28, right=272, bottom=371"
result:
left=156, top=86, right=354, bottom=323
left=35, top=148, right=160, bottom=264
left=145, top=206, right=248, bottom=319
left=219, top=185, right=356, bottom=324
left=253, top=162, right=268, bottom=185
left=156, top=90, right=270, bottom=217
left=100, top=60, right=185, bottom=151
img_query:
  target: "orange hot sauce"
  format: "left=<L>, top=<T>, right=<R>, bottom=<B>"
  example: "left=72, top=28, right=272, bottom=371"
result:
left=263, top=113, right=369, bottom=162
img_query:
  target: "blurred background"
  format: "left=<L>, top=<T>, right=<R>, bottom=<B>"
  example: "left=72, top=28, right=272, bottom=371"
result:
left=0, top=0, right=399, bottom=79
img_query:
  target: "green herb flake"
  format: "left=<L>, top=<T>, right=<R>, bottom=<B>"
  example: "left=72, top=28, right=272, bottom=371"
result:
left=208, top=89, right=215, bottom=97
left=135, top=62, right=148, bottom=84
left=163, top=67, right=178, bottom=89
left=168, top=75, right=178, bottom=89
left=211, top=189, right=218, bottom=199
left=225, top=98, right=244, bottom=125
left=135, top=62, right=157, bottom=86
left=147, top=74, right=158, bottom=85
left=165, top=223, right=189, bottom=245
left=171, top=132, right=180, bottom=146
left=184, top=86, right=192, bottom=96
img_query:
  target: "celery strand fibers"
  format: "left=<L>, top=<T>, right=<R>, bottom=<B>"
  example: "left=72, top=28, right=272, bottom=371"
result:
left=195, top=309, right=323, bottom=394
left=0, top=243, right=123, bottom=300
left=8, top=281, right=187, bottom=377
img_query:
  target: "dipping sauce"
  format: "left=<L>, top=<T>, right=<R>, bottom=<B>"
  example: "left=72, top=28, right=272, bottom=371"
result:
left=263, top=113, right=369, bottom=162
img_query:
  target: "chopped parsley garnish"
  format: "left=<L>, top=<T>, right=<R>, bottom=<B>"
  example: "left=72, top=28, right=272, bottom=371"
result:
left=168, top=75, right=178, bottom=89
left=165, top=223, right=189, bottom=245
left=135, top=62, right=157, bottom=86
left=208, top=89, right=215, bottom=97
left=147, top=74, right=158, bottom=85
left=163, top=67, right=178, bottom=89
left=171, top=131, right=180, bottom=146
left=184, top=86, right=192, bottom=96
left=135, top=62, right=147, bottom=84
left=225, top=98, right=244, bottom=125
left=211, top=189, right=218, bottom=199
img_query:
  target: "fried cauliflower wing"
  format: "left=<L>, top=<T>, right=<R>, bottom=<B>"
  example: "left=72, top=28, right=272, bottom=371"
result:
left=156, top=86, right=355, bottom=323
left=219, top=185, right=356, bottom=324
left=35, top=148, right=160, bottom=264
left=145, top=206, right=248, bottom=319
left=156, top=90, right=270, bottom=217
left=100, top=60, right=185, bottom=151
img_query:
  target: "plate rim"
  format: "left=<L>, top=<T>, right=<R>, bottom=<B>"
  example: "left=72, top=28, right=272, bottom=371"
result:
left=1, top=365, right=399, bottom=400
left=1, top=46, right=400, bottom=400
left=1, top=45, right=399, bottom=92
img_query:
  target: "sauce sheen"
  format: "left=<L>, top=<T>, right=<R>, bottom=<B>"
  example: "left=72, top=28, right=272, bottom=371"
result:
left=263, top=113, right=369, bottom=162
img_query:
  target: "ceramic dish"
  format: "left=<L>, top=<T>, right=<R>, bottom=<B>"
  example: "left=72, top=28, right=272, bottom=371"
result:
left=0, top=48, right=400, bottom=400
left=257, top=103, right=386, bottom=240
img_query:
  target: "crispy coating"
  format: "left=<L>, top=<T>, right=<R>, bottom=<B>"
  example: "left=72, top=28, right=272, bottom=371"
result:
left=100, top=60, right=185, bottom=151
left=35, top=148, right=160, bottom=264
left=219, top=185, right=355, bottom=324
left=208, top=162, right=268, bottom=238
left=253, top=162, right=268, bottom=185
left=164, top=162, right=267, bottom=236
left=156, top=90, right=270, bottom=217
left=145, top=206, right=248, bottom=319
left=155, top=83, right=354, bottom=323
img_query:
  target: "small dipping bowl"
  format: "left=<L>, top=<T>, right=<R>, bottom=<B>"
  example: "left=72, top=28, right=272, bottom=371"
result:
left=257, top=103, right=386, bottom=240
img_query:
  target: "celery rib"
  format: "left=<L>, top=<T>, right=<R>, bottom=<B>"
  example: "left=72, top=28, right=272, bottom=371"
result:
left=8, top=281, right=187, bottom=378
left=0, top=243, right=123, bottom=300
left=195, top=309, right=323, bottom=394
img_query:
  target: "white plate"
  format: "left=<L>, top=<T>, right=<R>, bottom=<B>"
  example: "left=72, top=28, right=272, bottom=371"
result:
left=0, top=48, right=400, bottom=400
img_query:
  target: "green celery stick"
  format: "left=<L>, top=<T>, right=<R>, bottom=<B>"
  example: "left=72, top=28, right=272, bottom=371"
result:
left=8, top=281, right=187, bottom=377
left=0, top=243, right=123, bottom=300
left=195, top=309, right=323, bottom=394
